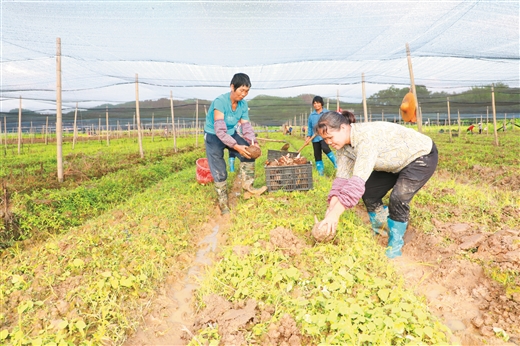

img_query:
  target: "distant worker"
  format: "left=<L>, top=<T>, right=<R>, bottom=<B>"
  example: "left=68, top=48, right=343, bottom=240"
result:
left=305, top=96, right=337, bottom=175
left=313, top=111, right=438, bottom=259
left=288, top=126, right=293, bottom=135
left=467, top=124, right=475, bottom=134
left=478, top=122, right=482, bottom=134
left=204, top=73, right=266, bottom=215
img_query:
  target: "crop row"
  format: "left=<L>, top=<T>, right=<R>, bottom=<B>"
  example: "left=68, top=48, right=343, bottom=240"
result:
left=1, top=163, right=216, bottom=345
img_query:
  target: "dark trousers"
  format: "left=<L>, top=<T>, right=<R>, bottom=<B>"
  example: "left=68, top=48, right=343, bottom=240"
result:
left=312, top=140, right=332, bottom=161
left=204, top=132, right=253, bottom=183
left=362, top=142, right=438, bottom=223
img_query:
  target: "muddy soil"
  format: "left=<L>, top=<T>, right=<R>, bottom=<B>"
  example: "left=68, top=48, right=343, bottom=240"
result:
left=123, top=211, right=231, bottom=346
left=356, top=205, right=520, bottom=345
left=181, top=227, right=306, bottom=346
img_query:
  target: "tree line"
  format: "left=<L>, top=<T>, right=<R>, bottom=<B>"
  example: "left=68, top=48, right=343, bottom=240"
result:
left=3, top=83, right=518, bottom=128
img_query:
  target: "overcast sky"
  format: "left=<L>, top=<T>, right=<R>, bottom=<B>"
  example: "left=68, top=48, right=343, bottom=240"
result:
left=1, top=0, right=519, bottom=113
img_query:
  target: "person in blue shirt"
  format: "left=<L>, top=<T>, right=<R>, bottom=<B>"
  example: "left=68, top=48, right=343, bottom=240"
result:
left=204, top=73, right=266, bottom=215
left=305, top=96, right=337, bottom=175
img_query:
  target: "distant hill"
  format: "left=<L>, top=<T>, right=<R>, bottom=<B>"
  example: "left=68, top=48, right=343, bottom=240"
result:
left=2, top=94, right=356, bottom=129
left=3, top=84, right=518, bottom=130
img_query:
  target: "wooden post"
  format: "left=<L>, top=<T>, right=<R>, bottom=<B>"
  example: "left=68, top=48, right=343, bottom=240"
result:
left=17, top=96, right=22, bottom=155
left=56, top=37, right=64, bottom=182
left=45, top=116, right=49, bottom=145
left=72, top=102, right=78, bottom=149
left=117, top=120, right=120, bottom=139
left=106, top=106, right=110, bottom=146
left=3, top=117, right=6, bottom=151
left=0, top=116, right=2, bottom=147
left=491, top=84, right=499, bottom=146
left=381, top=110, right=384, bottom=122
left=447, top=97, right=452, bottom=143
left=151, top=113, right=154, bottom=142
left=486, top=106, right=489, bottom=135
left=326, top=98, right=330, bottom=110
left=170, top=91, right=177, bottom=152
left=406, top=43, right=422, bottom=133
left=457, top=110, right=461, bottom=137
left=336, top=90, right=340, bottom=112
left=135, top=74, right=144, bottom=158
left=30, top=121, right=34, bottom=144
left=361, top=74, right=368, bottom=122
left=98, top=118, right=101, bottom=142
left=195, top=99, right=199, bottom=147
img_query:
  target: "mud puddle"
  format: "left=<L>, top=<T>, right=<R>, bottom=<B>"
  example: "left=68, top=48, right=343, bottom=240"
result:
left=124, top=217, right=226, bottom=346
left=355, top=205, right=520, bottom=345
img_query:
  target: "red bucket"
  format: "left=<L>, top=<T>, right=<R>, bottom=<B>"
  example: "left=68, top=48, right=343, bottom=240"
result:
left=196, top=158, right=214, bottom=184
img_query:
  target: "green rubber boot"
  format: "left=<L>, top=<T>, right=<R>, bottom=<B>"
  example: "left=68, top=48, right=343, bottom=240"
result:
left=214, top=181, right=230, bottom=215
left=239, top=162, right=267, bottom=195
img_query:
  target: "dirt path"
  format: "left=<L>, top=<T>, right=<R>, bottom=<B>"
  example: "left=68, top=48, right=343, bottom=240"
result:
left=123, top=208, right=231, bottom=346
left=355, top=206, right=520, bottom=345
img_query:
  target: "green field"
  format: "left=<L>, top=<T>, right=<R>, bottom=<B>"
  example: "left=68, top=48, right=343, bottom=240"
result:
left=0, top=125, right=518, bottom=345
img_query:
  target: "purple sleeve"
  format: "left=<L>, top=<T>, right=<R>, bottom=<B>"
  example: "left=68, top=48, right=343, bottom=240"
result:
left=241, top=122, right=255, bottom=145
left=214, top=119, right=238, bottom=148
left=327, top=176, right=366, bottom=209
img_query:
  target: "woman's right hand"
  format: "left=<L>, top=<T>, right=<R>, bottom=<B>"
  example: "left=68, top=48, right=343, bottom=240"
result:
left=234, top=144, right=252, bottom=159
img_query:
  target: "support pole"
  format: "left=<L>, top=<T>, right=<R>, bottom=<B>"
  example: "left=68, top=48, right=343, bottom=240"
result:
left=195, top=98, right=199, bottom=147
left=135, top=74, right=144, bottom=158
left=361, top=74, right=368, bottom=122
left=457, top=110, right=461, bottom=137
left=106, top=106, right=110, bottom=146
left=72, top=102, right=78, bottom=149
left=56, top=38, right=64, bottom=182
left=17, top=96, right=22, bottom=155
left=491, top=84, right=499, bottom=146
left=336, top=89, right=340, bottom=112
left=447, top=97, right=452, bottom=143
left=3, top=117, right=6, bottom=151
left=151, top=113, right=154, bottom=142
left=170, top=91, right=177, bottom=152
left=45, top=116, right=49, bottom=145
left=406, top=43, right=422, bottom=132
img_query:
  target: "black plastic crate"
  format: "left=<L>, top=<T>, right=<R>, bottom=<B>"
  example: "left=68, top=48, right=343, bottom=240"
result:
left=267, top=149, right=299, bottom=162
left=265, top=162, right=313, bottom=192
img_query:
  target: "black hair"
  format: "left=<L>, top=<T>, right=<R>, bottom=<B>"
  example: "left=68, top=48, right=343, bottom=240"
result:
left=315, top=110, right=356, bottom=135
left=312, top=95, right=324, bottom=106
left=230, top=73, right=251, bottom=89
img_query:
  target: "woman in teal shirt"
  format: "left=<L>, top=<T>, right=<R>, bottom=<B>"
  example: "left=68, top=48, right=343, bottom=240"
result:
left=204, top=73, right=266, bottom=215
